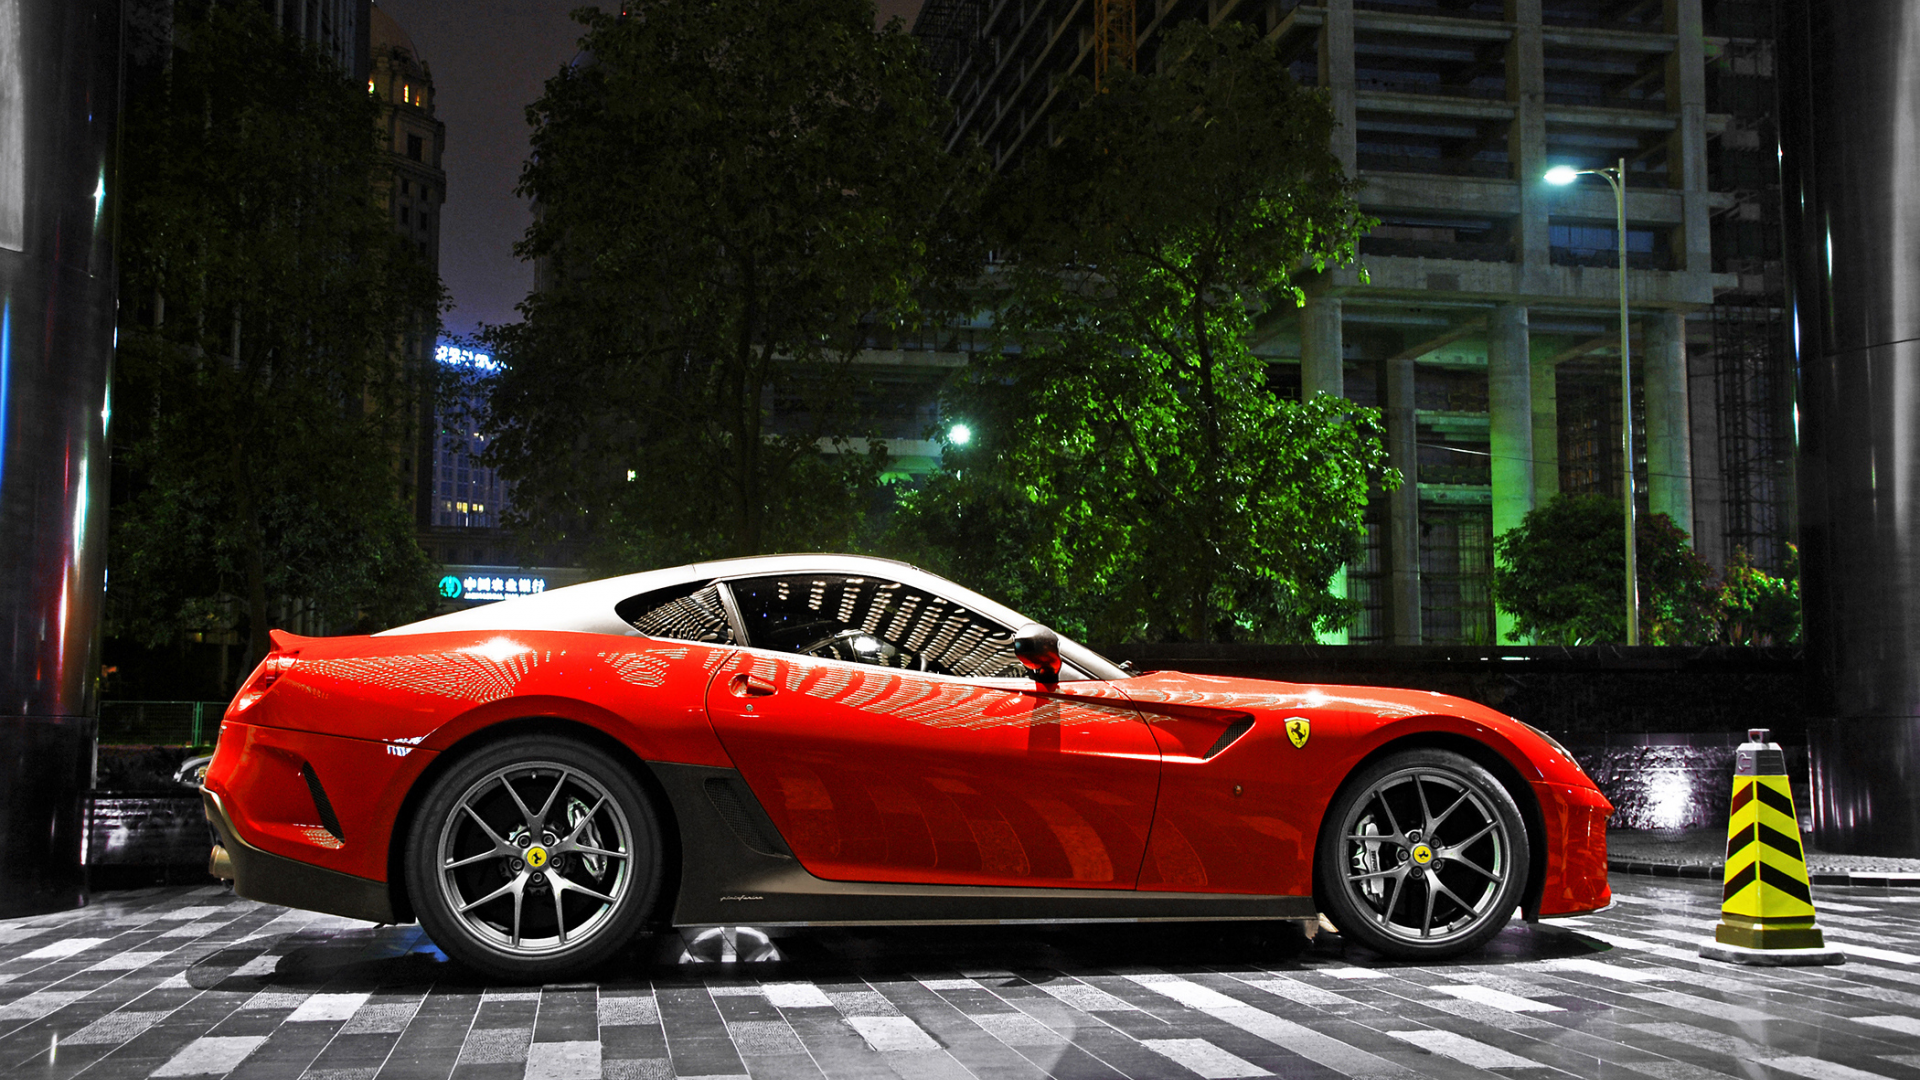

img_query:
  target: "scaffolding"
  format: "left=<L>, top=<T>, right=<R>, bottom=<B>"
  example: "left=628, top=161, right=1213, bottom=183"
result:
left=911, top=0, right=986, bottom=98
left=1712, top=301, right=1792, bottom=571
left=1706, top=0, right=1793, bottom=573
left=1095, top=0, right=1137, bottom=90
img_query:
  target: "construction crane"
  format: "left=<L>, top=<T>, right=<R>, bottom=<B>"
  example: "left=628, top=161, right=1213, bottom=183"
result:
left=1093, top=0, right=1137, bottom=90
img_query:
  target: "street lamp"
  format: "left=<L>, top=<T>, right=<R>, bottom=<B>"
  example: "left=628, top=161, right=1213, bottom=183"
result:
left=947, top=423, right=972, bottom=446
left=1546, top=157, right=1638, bottom=645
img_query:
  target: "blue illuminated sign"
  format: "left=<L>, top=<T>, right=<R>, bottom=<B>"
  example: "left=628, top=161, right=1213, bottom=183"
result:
left=435, top=344, right=498, bottom=370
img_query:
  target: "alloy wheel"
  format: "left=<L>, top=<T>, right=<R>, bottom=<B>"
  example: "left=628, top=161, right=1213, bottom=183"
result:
left=1334, top=763, right=1516, bottom=949
left=434, top=761, right=634, bottom=955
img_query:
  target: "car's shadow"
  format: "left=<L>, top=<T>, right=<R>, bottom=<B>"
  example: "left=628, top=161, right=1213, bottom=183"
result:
left=195, top=917, right=1612, bottom=992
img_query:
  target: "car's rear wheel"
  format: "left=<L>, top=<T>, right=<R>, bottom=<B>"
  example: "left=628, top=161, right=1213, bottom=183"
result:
left=406, top=734, right=662, bottom=981
left=1317, top=748, right=1529, bottom=960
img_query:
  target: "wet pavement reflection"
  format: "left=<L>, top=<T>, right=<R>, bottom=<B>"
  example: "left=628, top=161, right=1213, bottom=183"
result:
left=0, top=873, right=1917, bottom=1077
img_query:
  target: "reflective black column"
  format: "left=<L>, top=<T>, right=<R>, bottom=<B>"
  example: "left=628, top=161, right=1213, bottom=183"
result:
left=1781, top=0, right=1920, bottom=854
left=0, top=0, right=121, bottom=914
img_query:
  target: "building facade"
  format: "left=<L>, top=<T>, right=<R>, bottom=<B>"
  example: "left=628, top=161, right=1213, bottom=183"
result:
left=915, top=0, right=1793, bottom=645
left=258, top=0, right=366, bottom=77
left=368, top=4, right=447, bottom=531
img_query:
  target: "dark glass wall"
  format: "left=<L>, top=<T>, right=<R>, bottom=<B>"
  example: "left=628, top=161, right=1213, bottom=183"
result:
left=0, top=0, right=121, bottom=914
left=1780, top=0, right=1920, bottom=853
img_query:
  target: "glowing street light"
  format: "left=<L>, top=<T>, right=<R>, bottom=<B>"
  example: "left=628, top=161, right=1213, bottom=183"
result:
left=1546, top=157, right=1638, bottom=645
left=948, top=423, right=972, bottom=446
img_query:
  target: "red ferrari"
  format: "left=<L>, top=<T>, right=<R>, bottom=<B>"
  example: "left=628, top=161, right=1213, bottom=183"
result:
left=201, top=554, right=1610, bottom=980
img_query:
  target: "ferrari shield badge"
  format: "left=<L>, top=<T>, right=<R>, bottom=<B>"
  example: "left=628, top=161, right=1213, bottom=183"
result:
left=1284, top=716, right=1311, bottom=748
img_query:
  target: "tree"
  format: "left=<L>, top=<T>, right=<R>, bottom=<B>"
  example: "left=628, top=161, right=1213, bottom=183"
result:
left=1717, top=544, right=1801, bottom=645
left=898, top=22, right=1389, bottom=643
left=482, top=0, right=981, bottom=570
left=112, top=4, right=443, bottom=675
left=1491, top=494, right=1719, bottom=645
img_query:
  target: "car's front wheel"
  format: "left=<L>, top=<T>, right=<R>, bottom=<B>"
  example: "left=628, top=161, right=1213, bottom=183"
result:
left=1317, top=748, right=1529, bottom=960
left=406, top=734, right=663, bottom=981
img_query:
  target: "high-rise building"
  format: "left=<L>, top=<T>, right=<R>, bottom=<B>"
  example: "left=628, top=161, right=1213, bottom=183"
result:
left=368, top=4, right=447, bottom=531
left=915, top=0, right=1792, bottom=645
left=258, top=0, right=367, bottom=77
left=428, top=345, right=507, bottom=530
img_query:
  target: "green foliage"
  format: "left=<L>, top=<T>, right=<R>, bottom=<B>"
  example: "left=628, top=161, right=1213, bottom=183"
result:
left=1717, top=544, right=1801, bottom=645
left=483, top=0, right=982, bottom=570
left=1491, top=494, right=1719, bottom=645
left=112, top=4, right=443, bottom=668
left=897, top=22, right=1388, bottom=642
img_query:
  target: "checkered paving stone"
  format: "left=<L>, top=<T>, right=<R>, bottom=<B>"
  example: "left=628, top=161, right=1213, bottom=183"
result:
left=5, top=877, right=1920, bottom=1078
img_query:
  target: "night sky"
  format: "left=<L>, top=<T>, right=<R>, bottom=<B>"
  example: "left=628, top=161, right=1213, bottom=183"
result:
left=371, top=0, right=927, bottom=343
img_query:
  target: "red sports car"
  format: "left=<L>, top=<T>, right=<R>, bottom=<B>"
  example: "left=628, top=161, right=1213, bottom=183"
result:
left=201, top=554, right=1610, bottom=979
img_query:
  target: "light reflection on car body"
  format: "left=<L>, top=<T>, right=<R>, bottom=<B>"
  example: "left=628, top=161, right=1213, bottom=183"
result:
left=201, top=553, right=1610, bottom=979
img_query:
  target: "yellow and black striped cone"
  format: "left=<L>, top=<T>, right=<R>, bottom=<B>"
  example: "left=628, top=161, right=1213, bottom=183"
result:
left=1699, top=728, right=1843, bottom=966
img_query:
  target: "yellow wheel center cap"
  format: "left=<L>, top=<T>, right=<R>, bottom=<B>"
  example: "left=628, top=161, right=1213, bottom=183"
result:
left=526, top=846, right=548, bottom=869
left=1411, top=844, right=1434, bottom=865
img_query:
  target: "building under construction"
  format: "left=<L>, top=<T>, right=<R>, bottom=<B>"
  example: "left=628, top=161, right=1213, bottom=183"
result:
left=912, top=0, right=1795, bottom=645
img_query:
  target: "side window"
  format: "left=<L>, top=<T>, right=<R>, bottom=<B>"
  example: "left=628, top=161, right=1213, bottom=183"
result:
left=726, top=575, right=1023, bottom=678
left=616, top=582, right=737, bottom=644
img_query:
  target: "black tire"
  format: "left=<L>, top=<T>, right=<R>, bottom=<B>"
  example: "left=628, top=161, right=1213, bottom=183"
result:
left=406, top=734, right=663, bottom=981
left=1316, top=748, right=1529, bottom=960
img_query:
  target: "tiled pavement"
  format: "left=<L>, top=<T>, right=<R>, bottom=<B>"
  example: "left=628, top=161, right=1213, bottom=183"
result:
left=3, top=876, right=1920, bottom=1078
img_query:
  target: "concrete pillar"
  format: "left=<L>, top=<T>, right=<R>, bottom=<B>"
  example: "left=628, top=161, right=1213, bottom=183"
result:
left=1507, top=0, right=1550, bottom=291
left=1666, top=0, right=1713, bottom=273
left=1531, top=341, right=1561, bottom=506
left=1302, top=301, right=1346, bottom=643
left=1644, top=310, right=1694, bottom=537
left=1386, top=356, right=1422, bottom=644
left=1301, top=295, right=1343, bottom=399
left=1320, top=0, right=1356, bottom=172
left=1487, top=305, right=1533, bottom=642
left=1488, top=305, right=1535, bottom=537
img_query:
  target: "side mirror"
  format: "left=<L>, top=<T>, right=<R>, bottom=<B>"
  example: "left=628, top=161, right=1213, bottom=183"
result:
left=1013, top=623, right=1061, bottom=685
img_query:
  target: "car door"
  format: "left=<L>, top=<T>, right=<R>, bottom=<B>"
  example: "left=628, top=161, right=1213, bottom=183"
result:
left=704, top=573, right=1161, bottom=890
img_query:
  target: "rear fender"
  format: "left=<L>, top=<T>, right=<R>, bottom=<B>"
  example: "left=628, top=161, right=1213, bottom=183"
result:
left=415, top=694, right=733, bottom=769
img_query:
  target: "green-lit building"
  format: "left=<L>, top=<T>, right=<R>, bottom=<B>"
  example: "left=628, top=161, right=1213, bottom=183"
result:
left=911, top=0, right=1790, bottom=644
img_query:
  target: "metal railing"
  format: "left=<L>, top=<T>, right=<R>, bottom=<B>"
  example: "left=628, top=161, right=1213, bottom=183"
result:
left=98, top=701, right=228, bottom=748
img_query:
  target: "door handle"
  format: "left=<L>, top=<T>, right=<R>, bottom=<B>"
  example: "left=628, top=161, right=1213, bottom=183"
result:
left=729, top=673, right=777, bottom=697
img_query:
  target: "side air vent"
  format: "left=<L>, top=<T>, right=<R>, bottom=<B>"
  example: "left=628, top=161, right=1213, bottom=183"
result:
left=301, top=762, right=345, bottom=842
left=703, top=777, right=791, bottom=858
left=1204, top=716, right=1255, bottom=760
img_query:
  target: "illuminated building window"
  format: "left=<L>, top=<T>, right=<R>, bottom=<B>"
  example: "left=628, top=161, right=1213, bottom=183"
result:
left=368, top=78, right=376, bottom=95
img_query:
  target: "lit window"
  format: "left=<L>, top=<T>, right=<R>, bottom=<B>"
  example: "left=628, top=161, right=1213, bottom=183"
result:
left=456, top=501, right=469, bottom=512
left=368, top=78, right=376, bottom=95
left=474, top=503, right=485, bottom=513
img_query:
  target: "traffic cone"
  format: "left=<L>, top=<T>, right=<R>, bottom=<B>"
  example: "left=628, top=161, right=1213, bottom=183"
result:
left=1699, top=728, right=1843, bottom=965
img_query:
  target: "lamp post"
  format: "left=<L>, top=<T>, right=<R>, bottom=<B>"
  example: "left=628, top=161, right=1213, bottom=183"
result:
left=1545, top=158, right=1637, bottom=645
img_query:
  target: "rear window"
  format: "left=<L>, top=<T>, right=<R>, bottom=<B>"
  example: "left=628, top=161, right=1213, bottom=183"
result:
left=615, top=582, right=736, bottom=644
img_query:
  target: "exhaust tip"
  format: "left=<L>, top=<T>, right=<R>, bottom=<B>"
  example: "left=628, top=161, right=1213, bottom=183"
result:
left=209, top=845, right=234, bottom=881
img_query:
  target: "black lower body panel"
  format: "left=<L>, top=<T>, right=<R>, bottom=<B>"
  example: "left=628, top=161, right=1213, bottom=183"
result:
left=201, top=789, right=396, bottom=924
left=646, top=762, right=1315, bottom=928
